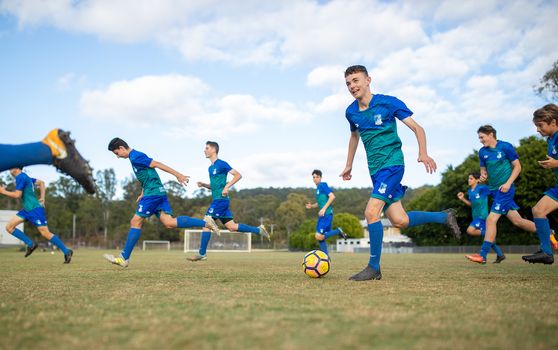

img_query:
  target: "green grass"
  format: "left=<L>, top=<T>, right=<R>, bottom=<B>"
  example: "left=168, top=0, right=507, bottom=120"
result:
left=0, top=249, right=557, bottom=350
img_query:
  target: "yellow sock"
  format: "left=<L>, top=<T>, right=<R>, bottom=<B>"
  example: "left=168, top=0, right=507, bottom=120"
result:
left=41, top=129, right=67, bottom=159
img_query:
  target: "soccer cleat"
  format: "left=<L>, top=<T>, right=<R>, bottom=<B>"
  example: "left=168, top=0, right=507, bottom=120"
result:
left=349, top=265, right=382, bottom=281
left=337, top=227, right=348, bottom=239
left=493, top=254, right=506, bottom=264
left=444, top=208, right=461, bottom=240
left=204, top=216, right=221, bottom=236
left=44, top=129, right=96, bottom=194
left=550, top=233, right=558, bottom=251
left=63, top=249, right=73, bottom=264
left=103, top=253, right=129, bottom=267
left=24, top=242, right=38, bottom=258
left=258, top=224, right=271, bottom=241
left=522, top=251, right=554, bottom=265
left=465, top=254, right=486, bottom=264
left=187, top=254, right=207, bottom=262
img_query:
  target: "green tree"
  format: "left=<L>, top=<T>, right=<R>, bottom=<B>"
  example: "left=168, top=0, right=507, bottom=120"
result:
left=275, top=193, right=308, bottom=245
left=535, top=59, right=558, bottom=101
left=96, top=169, right=117, bottom=245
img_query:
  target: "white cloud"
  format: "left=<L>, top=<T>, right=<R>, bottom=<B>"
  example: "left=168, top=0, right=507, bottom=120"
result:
left=80, top=74, right=313, bottom=136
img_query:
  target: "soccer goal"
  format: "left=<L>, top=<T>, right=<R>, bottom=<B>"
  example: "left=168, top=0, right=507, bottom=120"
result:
left=184, top=230, right=251, bottom=253
left=142, top=240, right=171, bottom=251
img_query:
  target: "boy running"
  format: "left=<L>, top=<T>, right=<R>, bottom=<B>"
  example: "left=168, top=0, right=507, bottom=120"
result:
left=305, top=169, right=347, bottom=255
left=341, top=65, right=460, bottom=281
left=103, top=138, right=219, bottom=268
left=0, top=168, right=73, bottom=263
left=187, top=141, right=270, bottom=261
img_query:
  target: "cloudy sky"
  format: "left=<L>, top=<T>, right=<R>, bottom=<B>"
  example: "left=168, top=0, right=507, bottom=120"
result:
left=1, top=0, right=557, bottom=196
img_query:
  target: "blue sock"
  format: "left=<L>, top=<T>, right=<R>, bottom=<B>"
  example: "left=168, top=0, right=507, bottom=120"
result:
left=534, top=218, right=553, bottom=255
left=492, top=243, right=504, bottom=257
left=318, top=240, right=328, bottom=255
left=199, top=231, right=212, bottom=256
left=367, top=221, right=383, bottom=272
left=0, top=142, right=52, bottom=171
left=479, top=240, right=492, bottom=260
left=11, top=228, right=33, bottom=247
left=49, top=234, right=69, bottom=255
left=323, top=228, right=341, bottom=239
left=407, top=211, right=446, bottom=227
left=237, top=223, right=260, bottom=234
left=121, top=228, right=141, bottom=260
left=177, top=216, right=206, bottom=228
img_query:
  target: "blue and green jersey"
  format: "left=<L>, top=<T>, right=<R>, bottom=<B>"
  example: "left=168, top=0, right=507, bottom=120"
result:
left=316, top=182, right=333, bottom=216
left=15, top=173, right=42, bottom=212
left=345, top=94, right=413, bottom=176
left=209, top=159, right=233, bottom=200
left=468, top=184, right=490, bottom=220
left=479, top=141, right=519, bottom=190
left=129, top=149, right=166, bottom=196
left=547, top=131, right=558, bottom=185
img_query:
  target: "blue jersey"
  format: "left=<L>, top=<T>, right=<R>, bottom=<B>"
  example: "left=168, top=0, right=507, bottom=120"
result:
left=316, top=182, right=333, bottom=216
left=345, top=94, right=413, bottom=175
left=479, top=141, right=519, bottom=190
left=547, top=131, right=558, bottom=185
left=129, top=149, right=166, bottom=196
left=468, top=184, right=490, bottom=220
left=209, top=159, right=233, bottom=200
left=15, top=173, right=42, bottom=212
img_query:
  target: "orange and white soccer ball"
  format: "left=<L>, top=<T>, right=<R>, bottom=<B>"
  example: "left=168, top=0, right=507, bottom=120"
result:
left=302, top=250, right=330, bottom=278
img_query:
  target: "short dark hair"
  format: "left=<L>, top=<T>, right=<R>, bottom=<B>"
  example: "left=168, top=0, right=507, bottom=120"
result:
left=469, top=171, right=481, bottom=180
left=312, top=169, right=322, bottom=177
left=477, top=125, right=497, bottom=138
left=344, top=65, right=369, bottom=77
left=206, top=141, right=219, bottom=154
left=533, top=104, right=558, bottom=125
left=108, top=138, right=129, bottom=151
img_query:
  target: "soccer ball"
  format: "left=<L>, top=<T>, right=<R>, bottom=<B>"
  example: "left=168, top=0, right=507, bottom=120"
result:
left=302, top=250, right=330, bottom=278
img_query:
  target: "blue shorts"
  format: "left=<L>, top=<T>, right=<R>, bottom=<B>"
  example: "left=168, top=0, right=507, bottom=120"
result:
left=17, top=207, right=48, bottom=227
left=316, top=214, right=333, bottom=234
left=490, top=185, right=519, bottom=215
left=371, top=165, right=407, bottom=206
left=469, top=218, right=486, bottom=233
left=136, top=195, right=173, bottom=218
left=544, top=187, right=558, bottom=202
left=206, top=199, right=233, bottom=219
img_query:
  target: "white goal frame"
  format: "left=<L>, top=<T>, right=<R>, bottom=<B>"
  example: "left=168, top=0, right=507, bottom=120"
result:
left=142, top=240, right=171, bottom=251
left=184, top=229, right=251, bottom=253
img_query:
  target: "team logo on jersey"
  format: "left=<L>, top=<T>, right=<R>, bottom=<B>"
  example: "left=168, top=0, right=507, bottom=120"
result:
left=552, top=146, right=557, bottom=155
left=374, top=114, right=383, bottom=125
left=133, top=167, right=138, bottom=173
left=378, top=182, right=387, bottom=194
left=138, top=205, right=143, bottom=212
left=497, top=152, right=502, bottom=159
left=213, top=168, right=217, bottom=175
left=317, top=190, right=320, bottom=195
left=208, top=207, right=214, bottom=214
left=483, top=155, right=488, bottom=159
left=355, top=123, right=360, bottom=128
left=494, top=203, right=501, bottom=211
left=475, top=193, right=480, bottom=199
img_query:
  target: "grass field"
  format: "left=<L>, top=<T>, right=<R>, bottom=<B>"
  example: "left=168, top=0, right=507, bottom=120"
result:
left=1, top=248, right=557, bottom=350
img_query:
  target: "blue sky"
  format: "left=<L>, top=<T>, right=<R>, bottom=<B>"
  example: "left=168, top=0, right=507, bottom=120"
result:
left=1, top=0, right=557, bottom=196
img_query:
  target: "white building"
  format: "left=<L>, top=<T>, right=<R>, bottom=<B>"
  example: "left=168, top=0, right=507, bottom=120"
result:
left=336, top=218, right=412, bottom=253
left=0, top=210, right=23, bottom=245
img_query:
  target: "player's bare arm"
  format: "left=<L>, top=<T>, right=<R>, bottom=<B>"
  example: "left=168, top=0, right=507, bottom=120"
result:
left=223, top=169, right=242, bottom=197
left=0, top=186, right=22, bottom=199
left=538, top=155, right=558, bottom=169
left=149, top=160, right=189, bottom=185
left=340, top=131, right=360, bottom=181
left=197, top=181, right=211, bottom=189
left=319, top=192, right=336, bottom=217
left=457, top=192, right=472, bottom=207
left=35, top=179, right=46, bottom=205
left=500, top=159, right=521, bottom=193
left=401, top=117, right=437, bottom=174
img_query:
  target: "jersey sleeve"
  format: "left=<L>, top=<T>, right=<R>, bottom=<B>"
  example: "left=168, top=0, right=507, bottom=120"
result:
left=345, top=110, right=357, bottom=132
left=219, top=160, right=233, bottom=174
left=15, top=175, right=26, bottom=191
left=131, top=151, right=153, bottom=168
left=502, top=142, right=519, bottom=162
left=320, top=182, right=332, bottom=195
left=479, top=185, right=490, bottom=197
left=389, top=96, right=413, bottom=121
left=479, top=149, right=486, bottom=167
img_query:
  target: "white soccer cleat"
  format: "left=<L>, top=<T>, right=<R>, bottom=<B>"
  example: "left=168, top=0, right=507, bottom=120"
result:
left=258, top=224, right=271, bottom=241
left=103, top=254, right=129, bottom=268
left=204, top=216, right=221, bottom=236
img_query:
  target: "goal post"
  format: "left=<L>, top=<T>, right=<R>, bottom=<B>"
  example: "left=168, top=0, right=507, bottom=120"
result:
left=142, top=240, right=171, bottom=251
left=184, top=230, right=251, bottom=253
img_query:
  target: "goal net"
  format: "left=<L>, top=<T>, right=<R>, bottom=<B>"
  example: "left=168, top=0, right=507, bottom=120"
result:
left=142, top=240, right=171, bottom=251
left=184, top=230, right=251, bottom=253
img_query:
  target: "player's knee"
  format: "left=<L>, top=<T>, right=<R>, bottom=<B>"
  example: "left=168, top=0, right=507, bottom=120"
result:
left=390, top=217, right=408, bottom=229
left=162, top=220, right=175, bottom=229
left=130, top=217, right=143, bottom=228
left=364, top=210, right=381, bottom=223
left=532, top=205, right=546, bottom=218
left=315, top=233, right=325, bottom=241
left=5, top=224, right=14, bottom=233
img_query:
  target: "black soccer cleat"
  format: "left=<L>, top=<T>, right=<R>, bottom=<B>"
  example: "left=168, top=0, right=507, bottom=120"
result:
left=349, top=265, right=382, bottom=281
left=51, top=130, right=96, bottom=194
left=522, top=251, right=554, bottom=265
left=337, top=227, right=348, bottom=239
left=444, top=208, right=461, bottom=240
left=63, top=249, right=73, bottom=264
left=24, top=242, right=38, bottom=258
left=493, top=254, right=506, bottom=264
